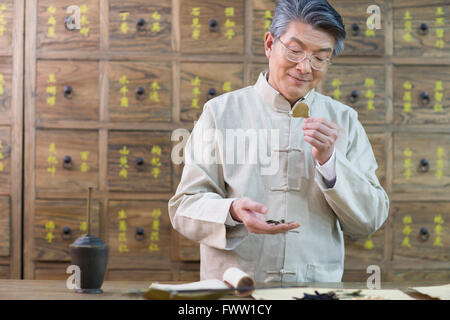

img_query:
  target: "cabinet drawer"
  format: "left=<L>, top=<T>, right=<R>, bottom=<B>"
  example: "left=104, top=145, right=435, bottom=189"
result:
left=109, top=0, right=171, bottom=53
left=107, top=131, right=172, bottom=192
left=0, top=127, right=10, bottom=194
left=33, top=199, right=101, bottom=262
left=180, top=0, right=244, bottom=54
left=0, top=196, right=10, bottom=257
left=253, top=0, right=385, bottom=56
left=393, top=66, right=450, bottom=125
left=252, top=0, right=277, bottom=56
left=392, top=202, right=449, bottom=263
left=329, top=0, right=385, bottom=56
left=322, top=65, right=386, bottom=124
left=107, top=61, right=171, bottom=123
left=250, top=63, right=268, bottom=85
left=35, top=130, right=99, bottom=193
left=393, top=133, right=449, bottom=200
left=343, top=224, right=385, bottom=270
left=37, top=0, right=100, bottom=52
left=180, top=63, right=243, bottom=122
left=36, top=60, right=99, bottom=121
left=107, top=200, right=172, bottom=269
left=0, top=1, right=13, bottom=51
left=0, top=57, right=12, bottom=117
left=393, top=1, right=450, bottom=57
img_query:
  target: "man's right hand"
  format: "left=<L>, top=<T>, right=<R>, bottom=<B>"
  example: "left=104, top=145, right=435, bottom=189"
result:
left=229, top=197, right=300, bottom=234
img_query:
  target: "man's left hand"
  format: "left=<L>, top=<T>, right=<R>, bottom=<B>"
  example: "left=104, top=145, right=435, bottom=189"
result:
left=302, top=117, right=340, bottom=165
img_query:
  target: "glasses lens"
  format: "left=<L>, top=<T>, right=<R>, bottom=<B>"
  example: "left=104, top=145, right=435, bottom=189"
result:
left=310, top=57, right=327, bottom=70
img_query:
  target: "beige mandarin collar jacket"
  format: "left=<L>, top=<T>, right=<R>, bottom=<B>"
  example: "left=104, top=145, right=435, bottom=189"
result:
left=169, top=71, right=389, bottom=283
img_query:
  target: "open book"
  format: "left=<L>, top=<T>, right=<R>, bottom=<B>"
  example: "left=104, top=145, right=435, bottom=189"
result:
left=143, top=267, right=255, bottom=300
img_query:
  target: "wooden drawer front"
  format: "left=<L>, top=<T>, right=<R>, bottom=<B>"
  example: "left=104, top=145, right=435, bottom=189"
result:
left=0, top=1, right=13, bottom=51
left=33, top=199, right=101, bottom=262
left=180, top=63, right=243, bottom=122
left=393, top=133, right=449, bottom=200
left=37, top=0, right=99, bottom=52
left=368, top=133, right=386, bottom=188
left=253, top=0, right=385, bottom=56
left=329, top=0, right=385, bottom=56
left=109, top=0, right=172, bottom=52
left=0, top=57, right=12, bottom=117
left=107, top=200, right=172, bottom=269
left=106, top=269, right=172, bottom=281
left=252, top=0, right=277, bottom=56
left=35, top=130, right=99, bottom=193
left=343, top=225, right=385, bottom=270
left=180, top=0, right=244, bottom=54
left=0, top=265, right=8, bottom=279
left=107, top=131, right=171, bottom=192
left=322, top=65, right=386, bottom=124
left=36, top=60, right=99, bottom=121
left=393, top=66, right=450, bottom=125
left=107, top=61, right=171, bottom=123
left=250, top=63, right=268, bottom=85
left=392, top=202, right=450, bottom=263
left=0, top=196, right=10, bottom=257
left=393, top=1, right=450, bottom=57
left=0, top=127, right=10, bottom=194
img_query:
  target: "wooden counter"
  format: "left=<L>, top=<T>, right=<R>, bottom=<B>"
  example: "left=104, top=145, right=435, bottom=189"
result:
left=0, top=280, right=445, bottom=300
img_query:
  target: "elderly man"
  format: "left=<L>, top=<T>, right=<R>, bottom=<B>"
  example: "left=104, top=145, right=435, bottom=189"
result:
left=169, top=0, right=389, bottom=283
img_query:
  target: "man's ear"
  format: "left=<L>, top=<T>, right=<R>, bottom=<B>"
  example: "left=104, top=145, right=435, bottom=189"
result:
left=264, top=32, right=274, bottom=59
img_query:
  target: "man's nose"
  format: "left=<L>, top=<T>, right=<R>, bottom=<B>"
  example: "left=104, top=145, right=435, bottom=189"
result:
left=296, top=57, right=312, bottom=74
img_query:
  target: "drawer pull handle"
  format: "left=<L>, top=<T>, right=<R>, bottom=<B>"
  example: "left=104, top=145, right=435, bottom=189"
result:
left=64, top=16, right=76, bottom=31
left=349, top=90, right=359, bottom=103
left=62, top=226, right=72, bottom=240
left=207, top=87, right=217, bottom=98
left=419, top=158, right=429, bottom=172
left=135, top=86, right=146, bottom=100
left=135, top=227, right=145, bottom=241
left=64, top=85, right=73, bottom=99
left=208, top=18, right=218, bottom=32
left=351, top=23, right=360, bottom=36
left=136, top=18, right=146, bottom=32
left=420, top=91, right=430, bottom=105
left=135, top=157, right=145, bottom=169
left=63, top=155, right=73, bottom=169
left=418, top=22, right=429, bottom=35
left=419, top=226, right=429, bottom=242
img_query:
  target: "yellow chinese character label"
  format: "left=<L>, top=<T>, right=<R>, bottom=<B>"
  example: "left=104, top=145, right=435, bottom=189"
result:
left=152, top=145, right=162, bottom=156
left=118, top=209, right=127, bottom=219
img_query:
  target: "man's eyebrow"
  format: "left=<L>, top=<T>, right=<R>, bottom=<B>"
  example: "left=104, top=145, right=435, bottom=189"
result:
left=289, top=37, right=332, bottom=53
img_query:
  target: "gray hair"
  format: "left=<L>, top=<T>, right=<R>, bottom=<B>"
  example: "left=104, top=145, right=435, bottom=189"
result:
left=269, top=0, right=346, bottom=57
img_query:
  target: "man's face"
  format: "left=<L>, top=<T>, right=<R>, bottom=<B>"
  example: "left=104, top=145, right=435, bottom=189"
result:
left=264, top=21, right=335, bottom=105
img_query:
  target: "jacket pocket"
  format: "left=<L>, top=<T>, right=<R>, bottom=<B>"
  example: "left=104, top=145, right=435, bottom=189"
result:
left=305, top=262, right=343, bottom=282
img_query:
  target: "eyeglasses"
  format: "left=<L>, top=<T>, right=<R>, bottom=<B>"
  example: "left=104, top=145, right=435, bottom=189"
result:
left=277, top=38, right=332, bottom=71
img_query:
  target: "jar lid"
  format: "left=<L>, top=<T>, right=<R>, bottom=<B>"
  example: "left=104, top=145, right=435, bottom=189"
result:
left=70, top=235, right=107, bottom=248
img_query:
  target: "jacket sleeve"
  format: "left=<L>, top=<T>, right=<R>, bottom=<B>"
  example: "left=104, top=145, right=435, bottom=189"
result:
left=314, top=111, right=389, bottom=237
left=168, top=104, right=246, bottom=250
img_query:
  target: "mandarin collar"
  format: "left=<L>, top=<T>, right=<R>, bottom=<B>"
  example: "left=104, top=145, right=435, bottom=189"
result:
left=254, top=70, right=316, bottom=114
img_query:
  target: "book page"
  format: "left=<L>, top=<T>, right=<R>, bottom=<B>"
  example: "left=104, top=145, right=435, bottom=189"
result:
left=409, top=284, right=450, bottom=300
left=150, top=279, right=229, bottom=292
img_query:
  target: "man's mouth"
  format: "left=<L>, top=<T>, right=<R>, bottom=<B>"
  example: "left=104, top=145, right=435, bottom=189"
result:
left=288, top=74, right=312, bottom=83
